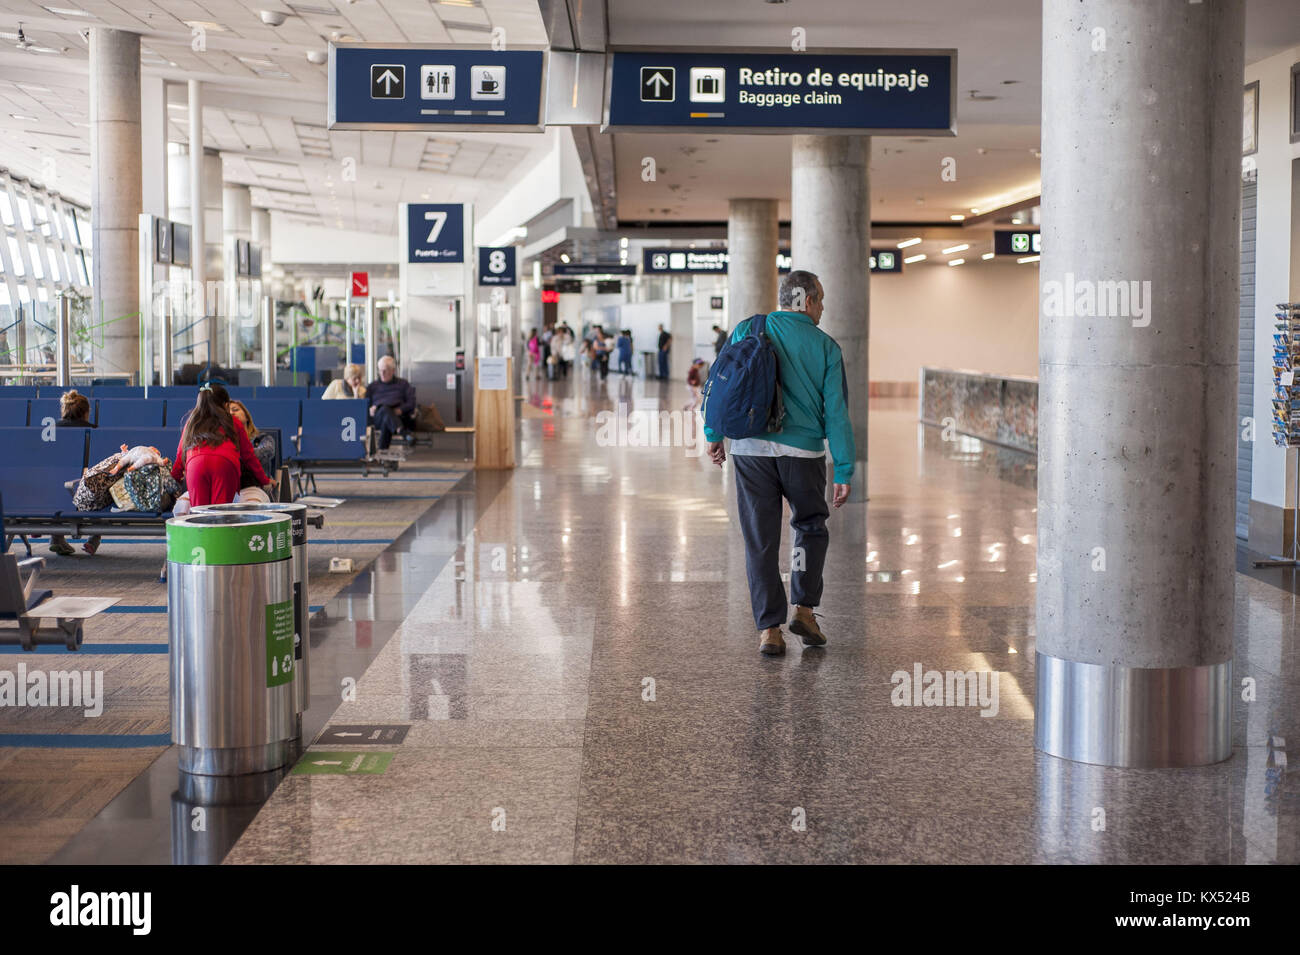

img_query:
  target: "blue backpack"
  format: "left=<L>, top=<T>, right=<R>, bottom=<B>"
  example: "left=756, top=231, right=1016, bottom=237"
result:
left=701, top=313, right=785, bottom=439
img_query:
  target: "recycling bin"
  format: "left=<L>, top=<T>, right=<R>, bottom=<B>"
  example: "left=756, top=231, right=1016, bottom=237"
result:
left=194, top=501, right=312, bottom=733
left=167, top=511, right=297, bottom=776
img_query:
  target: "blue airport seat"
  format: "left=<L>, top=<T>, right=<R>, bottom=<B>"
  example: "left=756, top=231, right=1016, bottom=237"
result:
left=88, top=428, right=178, bottom=469
left=0, top=386, right=38, bottom=399
left=0, top=400, right=28, bottom=427
left=29, top=398, right=63, bottom=427
left=225, top=386, right=257, bottom=401
left=242, top=400, right=302, bottom=456
left=0, top=427, right=87, bottom=515
left=257, top=386, right=310, bottom=399
left=96, top=399, right=164, bottom=428
left=90, top=385, right=145, bottom=398
left=298, top=399, right=367, bottom=461
left=145, top=386, right=198, bottom=401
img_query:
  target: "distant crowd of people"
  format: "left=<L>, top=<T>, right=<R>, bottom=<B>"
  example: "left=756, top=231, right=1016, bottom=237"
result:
left=524, top=320, right=725, bottom=394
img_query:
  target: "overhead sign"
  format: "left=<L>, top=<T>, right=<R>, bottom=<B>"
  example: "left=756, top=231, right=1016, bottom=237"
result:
left=869, top=251, right=903, bottom=273
left=351, top=271, right=370, bottom=298
left=552, top=263, right=637, bottom=276
left=995, top=230, right=1041, bottom=256
left=642, top=248, right=793, bottom=274
left=477, top=247, right=517, bottom=286
left=407, top=203, right=465, bottom=263
left=330, top=45, right=546, bottom=131
left=606, top=48, right=955, bottom=134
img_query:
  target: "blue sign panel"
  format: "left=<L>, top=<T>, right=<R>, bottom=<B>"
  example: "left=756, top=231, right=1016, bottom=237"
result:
left=994, top=230, right=1041, bottom=256
left=607, top=49, right=954, bottom=134
left=407, top=204, right=465, bottom=263
left=330, top=47, right=545, bottom=131
left=478, top=247, right=517, bottom=286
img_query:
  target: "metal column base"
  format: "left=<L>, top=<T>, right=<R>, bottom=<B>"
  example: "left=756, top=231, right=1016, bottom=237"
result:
left=1034, top=652, right=1233, bottom=768
left=178, top=740, right=296, bottom=777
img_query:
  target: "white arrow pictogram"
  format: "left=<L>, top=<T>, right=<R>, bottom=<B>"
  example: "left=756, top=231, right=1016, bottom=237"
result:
left=646, top=72, right=671, bottom=95
left=376, top=69, right=401, bottom=94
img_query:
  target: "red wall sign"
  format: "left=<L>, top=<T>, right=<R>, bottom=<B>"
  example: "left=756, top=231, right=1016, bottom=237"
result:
left=350, top=271, right=369, bottom=298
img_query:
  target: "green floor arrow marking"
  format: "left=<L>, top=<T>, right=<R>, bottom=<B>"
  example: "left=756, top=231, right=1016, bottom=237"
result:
left=291, top=751, right=393, bottom=775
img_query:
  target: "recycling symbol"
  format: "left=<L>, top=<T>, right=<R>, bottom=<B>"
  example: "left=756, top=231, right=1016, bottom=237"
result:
left=247, top=535, right=265, bottom=552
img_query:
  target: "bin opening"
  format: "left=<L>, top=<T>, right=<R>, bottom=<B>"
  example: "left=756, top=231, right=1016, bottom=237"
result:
left=184, top=513, right=278, bottom=526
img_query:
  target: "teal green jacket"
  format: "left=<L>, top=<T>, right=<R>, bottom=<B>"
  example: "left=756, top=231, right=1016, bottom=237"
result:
left=703, top=310, right=856, bottom=484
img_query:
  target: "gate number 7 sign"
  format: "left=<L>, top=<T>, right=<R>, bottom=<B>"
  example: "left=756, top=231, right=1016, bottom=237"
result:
left=424, top=210, right=447, bottom=244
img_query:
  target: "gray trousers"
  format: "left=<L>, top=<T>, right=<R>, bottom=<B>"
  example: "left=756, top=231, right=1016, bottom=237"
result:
left=732, top=454, right=830, bottom=630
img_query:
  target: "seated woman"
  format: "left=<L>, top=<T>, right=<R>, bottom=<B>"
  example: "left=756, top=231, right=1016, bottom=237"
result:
left=50, top=390, right=102, bottom=557
left=227, top=399, right=278, bottom=504
left=320, top=364, right=367, bottom=400
left=170, top=383, right=271, bottom=513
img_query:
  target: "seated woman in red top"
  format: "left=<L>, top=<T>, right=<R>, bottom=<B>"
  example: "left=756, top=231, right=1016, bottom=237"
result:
left=171, top=383, right=270, bottom=507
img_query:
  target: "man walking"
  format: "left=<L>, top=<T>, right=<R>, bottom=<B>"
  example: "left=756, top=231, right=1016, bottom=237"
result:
left=712, top=324, right=728, bottom=357
left=705, top=270, right=854, bottom=656
left=657, top=324, right=672, bottom=380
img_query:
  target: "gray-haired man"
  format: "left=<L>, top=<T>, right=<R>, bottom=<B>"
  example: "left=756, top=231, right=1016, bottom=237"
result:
left=704, top=270, right=855, bottom=656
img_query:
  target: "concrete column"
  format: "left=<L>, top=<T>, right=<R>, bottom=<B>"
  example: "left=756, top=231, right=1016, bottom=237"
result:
left=89, top=28, right=142, bottom=378
left=1036, top=0, right=1243, bottom=767
left=726, top=199, right=778, bottom=331
left=251, top=207, right=272, bottom=266
left=140, top=76, right=167, bottom=219
left=791, top=135, right=870, bottom=477
left=223, top=183, right=252, bottom=366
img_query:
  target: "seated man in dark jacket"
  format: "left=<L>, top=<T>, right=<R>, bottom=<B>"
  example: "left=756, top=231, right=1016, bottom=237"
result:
left=367, top=355, right=418, bottom=449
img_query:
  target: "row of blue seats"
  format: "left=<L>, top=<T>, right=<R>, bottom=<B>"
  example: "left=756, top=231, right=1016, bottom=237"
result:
left=0, top=397, right=366, bottom=462
left=0, top=384, right=326, bottom=400
left=3, top=427, right=182, bottom=516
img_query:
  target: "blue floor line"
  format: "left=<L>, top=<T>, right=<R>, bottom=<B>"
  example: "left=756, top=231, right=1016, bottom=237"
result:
left=0, top=733, right=171, bottom=748
left=0, top=643, right=168, bottom=654
left=102, top=605, right=326, bottom=614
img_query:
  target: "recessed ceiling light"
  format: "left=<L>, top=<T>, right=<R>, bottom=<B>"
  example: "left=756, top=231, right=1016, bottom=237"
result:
left=10, top=113, right=38, bottom=121
left=949, top=214, right=965, bottom=221
left=184, top=20, right=227, bottom=32
left=981, top=252, right=995, bottom=260
left=903, top=254, right=927, bottom=264
left=1017, top=255, right=1040, bottom=264
left=896, top=237, right=922, bottom=249
left=941, top=243, right=969, bottom=254
left=947, top=258, right=965, bottom=266
left=43, top=6, right=92, bottom=16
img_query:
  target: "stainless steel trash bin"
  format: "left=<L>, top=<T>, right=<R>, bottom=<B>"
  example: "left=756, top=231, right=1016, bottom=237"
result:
left=167, top=512, right=296, bottom=776
left=194, top=502, right=311, bottom=730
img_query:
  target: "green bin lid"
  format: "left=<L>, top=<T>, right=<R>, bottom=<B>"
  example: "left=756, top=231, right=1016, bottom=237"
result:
left=166, top=512, right=292, bottom=566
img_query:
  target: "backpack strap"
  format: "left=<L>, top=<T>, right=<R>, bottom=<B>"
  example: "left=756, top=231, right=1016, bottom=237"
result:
left=749, top=313, right=768, bottom=338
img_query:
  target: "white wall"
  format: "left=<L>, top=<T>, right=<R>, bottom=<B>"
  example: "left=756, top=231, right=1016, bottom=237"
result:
left=868, top=260, right=1040, bottom=383
left=1248, top=46, right=1300, bottom=509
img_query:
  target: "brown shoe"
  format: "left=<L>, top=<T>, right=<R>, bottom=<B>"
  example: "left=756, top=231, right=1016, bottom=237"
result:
left=789, top=607, right=827, bottom=647
left=759, top=627, right=786, bottom=656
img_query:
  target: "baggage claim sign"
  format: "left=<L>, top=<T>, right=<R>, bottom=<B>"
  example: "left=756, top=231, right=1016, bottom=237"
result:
left=605, top=49, right=955, bottom=135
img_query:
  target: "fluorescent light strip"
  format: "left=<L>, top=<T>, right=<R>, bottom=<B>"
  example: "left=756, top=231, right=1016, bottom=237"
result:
left=896, top=237, right=922, bottom=249
left=981, top=252, right=995, bottom=260
left=903, top=253, right=927, bottom=264
left=1017, top=255, right=1040, bottom=264
left=941, top=243, right=969, bottom=255
left=948, top=258, right=965, bottom=266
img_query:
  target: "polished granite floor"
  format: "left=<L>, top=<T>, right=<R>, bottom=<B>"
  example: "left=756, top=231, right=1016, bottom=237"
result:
left=56, top=371, right=1300, bottom=863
